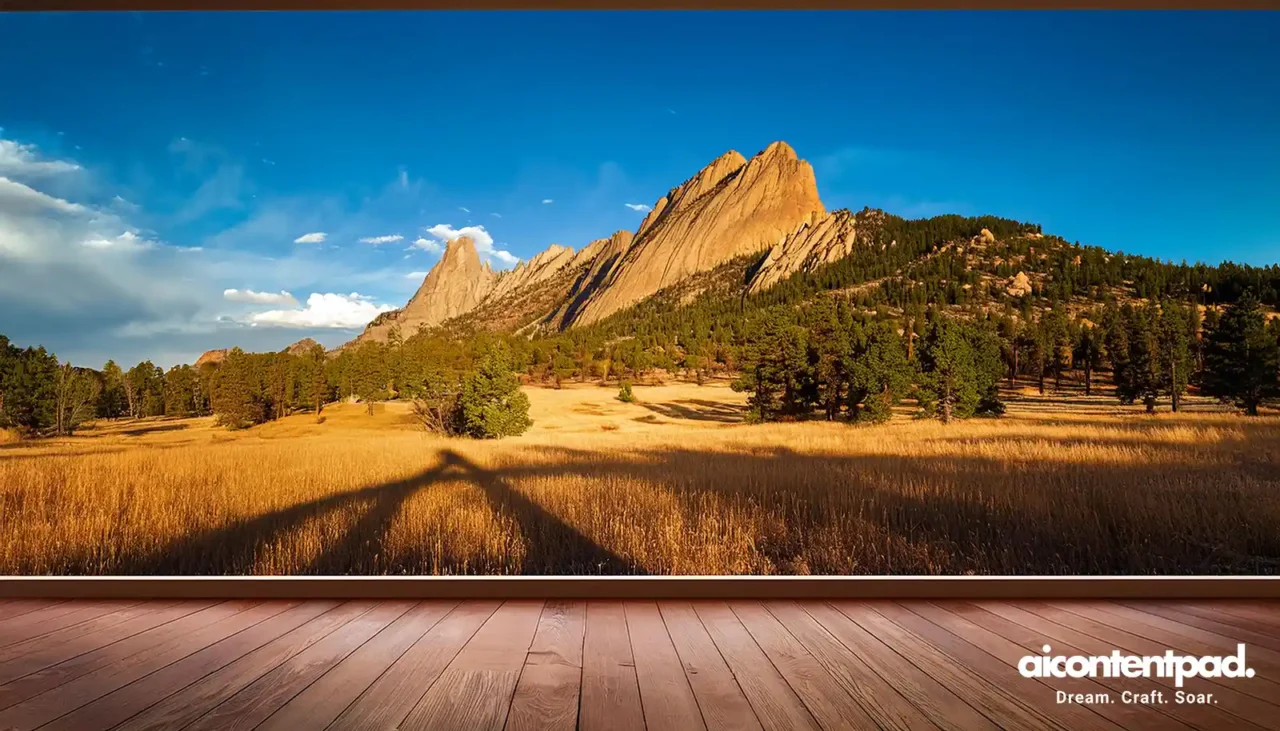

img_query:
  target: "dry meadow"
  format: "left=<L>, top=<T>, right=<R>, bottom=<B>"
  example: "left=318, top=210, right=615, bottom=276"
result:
left=2, top=383, right=1278, bottom=576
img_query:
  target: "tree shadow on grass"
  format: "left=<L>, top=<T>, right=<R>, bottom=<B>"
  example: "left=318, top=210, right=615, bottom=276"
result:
left=127, top=450, right=639, bottom=576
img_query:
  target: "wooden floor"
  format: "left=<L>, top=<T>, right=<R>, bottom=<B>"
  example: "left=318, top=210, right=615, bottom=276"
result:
left=0, top=599, right=1278, bottom=730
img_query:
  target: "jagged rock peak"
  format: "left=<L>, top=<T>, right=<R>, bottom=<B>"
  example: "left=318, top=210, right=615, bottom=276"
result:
left=488, top=243, right=577, bottom=301
left=569, top=140, right=824, bottom=325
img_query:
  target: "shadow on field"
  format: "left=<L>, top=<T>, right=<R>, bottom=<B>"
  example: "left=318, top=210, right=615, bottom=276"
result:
left=640, top=398, right=746, bottom=423
left=131, top=450, right=641, bottom=576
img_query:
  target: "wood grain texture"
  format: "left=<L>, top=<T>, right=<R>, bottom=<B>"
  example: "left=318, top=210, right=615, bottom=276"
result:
left=182, top=601, right=414, bottom=731
left=695, top=601, right=820, bottom=731
left=730, top=600, right=878, bottom=731
left=659, top=601, right=761, bottom=731
left=506, top=599, right=587, bottom=731
left=398, top=599, right=544, bottom=731
left=254, top=600, right=455, bottom=731
left=0, top=600, right=250, bottom=714
left=762, top=600, right=937, bottom=731
left=579, top=600, right=645, bottom=731
left=626, top=601, right=707, bottom=730
left=0, top=599, right=1275, bottom=731
left=329, top=599, right=499, bottom=731
left=956, top=601, right=1264, bottom=731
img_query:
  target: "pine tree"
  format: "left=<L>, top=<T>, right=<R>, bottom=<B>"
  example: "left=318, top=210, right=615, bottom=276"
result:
left=1202, top=293, right=1280, bottom=416
left=847, top=320, right=911, bottom=423
left=916, top=314, right=1004, bottom=423
left=212, top=348, right=267, bottom=429
left=54, top=363, right=101, bottom=436
left=1157, top=300, right=1195, bottom=412
left=457, top=341, right=532, bottom=439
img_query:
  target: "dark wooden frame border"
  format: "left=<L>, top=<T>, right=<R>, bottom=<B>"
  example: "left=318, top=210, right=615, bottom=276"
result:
left=2, top=577, right=1279, bottom=599
left=4, top=1, right=1280, bottom=11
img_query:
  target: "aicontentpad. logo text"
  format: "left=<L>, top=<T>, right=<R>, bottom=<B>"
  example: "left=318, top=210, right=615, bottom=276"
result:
left=1018, top=644, right=1255, bottom=688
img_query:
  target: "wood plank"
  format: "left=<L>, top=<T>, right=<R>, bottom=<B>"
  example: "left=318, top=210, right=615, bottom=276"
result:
left=965, top=601, right=1271, bottom=731
left=181, top=601, right=413, bottom=731
left=626, top=601, right=707, bottom=730
left=254, top=600, right=456, bottom=731
left=328, top=600, right=500, bottom=731
left=0, top=601, right=184, bottom=683
left=763, top=601, right=936, bottom=731
left=578, top=600, right=645, bottom=731
left=800, top=602, right=999, bottom=731
left=0, top=601, right=251, bottom=713
left=1156, top=603, right=1280, bottom=638
left=731, top=600, right=881, bottom=731
left=32, top=600, right=333, bottom=731
left=909, top=602, right=1191, bottom=731
left=659, top=601, right=762, bottom=731
left=505, top=599, right=587, bottom=731
left=0, top=600, right=66, bottom=624
left=1061, top=602, right=1280, bottom=699
left=0, top=601, right=140, bottom=648
left=398, top=599, right=543, bottom=731
left=0, top=600, right=289, bottom=731
left=1205, top=602, right=1280, bottom=630
left=872, top=602, right=1122, bottom=731
left=695, top=601, right=820, bottom=731
left=831, top=601, right=1069, bottom=731
left=1120, top=601, right=1280, bottom=653
left=1013, top=601, right=1280, bottom=727
left=110, top=600, right=376, bottom=731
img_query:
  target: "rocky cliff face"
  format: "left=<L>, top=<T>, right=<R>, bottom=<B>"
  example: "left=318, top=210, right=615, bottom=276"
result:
left=747, top=209, right=859, bottom=294
left=568, top=142, right=825, bottom=326
left=360, top=236, right=495, bottom=341
left=194, top=349, right=228, bottom=368
left=351, top=140, right=867, bottom=342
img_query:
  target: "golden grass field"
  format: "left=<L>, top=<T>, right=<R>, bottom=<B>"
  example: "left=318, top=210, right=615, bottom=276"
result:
left=2, top=382, right=1278, bottom=576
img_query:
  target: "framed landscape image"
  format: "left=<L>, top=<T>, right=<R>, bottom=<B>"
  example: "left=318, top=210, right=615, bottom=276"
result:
left=1, top=10, right=1277, bottom=580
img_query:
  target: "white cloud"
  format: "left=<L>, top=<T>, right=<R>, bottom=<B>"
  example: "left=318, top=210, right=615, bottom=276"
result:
left=490, top=213, right=502, bottom=218
left=405, top=271, right=428, bottom=279
left=625, top=203, right=652, bottom=212
left=459, top=206, right=471, bottom=214
left=542, top=199, right=554, bottom=204
left=223, top=288, right=298, bottom=306
left=411, top=237, right=442, bottom=254
left=0, top=139, right=81, bottom=179
left=248, top=292, right=394, bottom=329
left=420, top=224, right=519, bottom=270
left=360, top=234, right=404, bottom=245
left=0, top=176, right=89, bottom=216
left=294, top=231, right=327, bottom=244
left=80, top=230, right=156, bottom=253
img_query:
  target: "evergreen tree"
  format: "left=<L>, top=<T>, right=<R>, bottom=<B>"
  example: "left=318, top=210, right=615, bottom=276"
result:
left=1115, top=305, right=1162, bottom=413
left=457, top=342, right=532, bottom=438
left=1202, top=293, right=1280, bottom=415
left=1073, top=322, right=1106, bottom=397
left=212, top=348, right=268, bottom=429
left=1, top=347, right=58, bottom=434
left=916, top=314, right=1004, bottom=423
left=846, top=320, right=912, bottom=423
left=54, top=363, right=101, bottom=436
left=1156, top=300, right=1195, bottom=413
left=98, top=360, right=127, bottom=419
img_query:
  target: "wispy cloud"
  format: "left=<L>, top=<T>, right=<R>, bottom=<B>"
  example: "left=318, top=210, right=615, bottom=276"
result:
left=359, top=234, right=404, bottom=245
left=405, top=271, right=428, bottom=279
left=459, top=206, right=471, bottom=214
left=0, top=139, right=81, bottom=178
left=625, top=203, right=652, bottom=212
left=541, top=199, right=554, bottom=204
left=81, top=230, right=156, bottom=253
left=410, top=237, right=442, bottom=255
left=248, top=292, right=394, bottom=329
left=293, top=231, right=327, bottom=244
left=490, top=212, right=502, bottom=218
left=223, top=288, right=297, bottom=306
left=0, top=176, right=88, bottom=216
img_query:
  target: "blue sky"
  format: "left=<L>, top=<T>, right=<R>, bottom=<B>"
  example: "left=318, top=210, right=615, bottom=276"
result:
left=1, top=11, right=1277, bottom=368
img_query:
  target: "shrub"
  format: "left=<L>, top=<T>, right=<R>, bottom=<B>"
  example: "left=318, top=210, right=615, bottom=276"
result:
left=617, top=381, right=636, bottom=403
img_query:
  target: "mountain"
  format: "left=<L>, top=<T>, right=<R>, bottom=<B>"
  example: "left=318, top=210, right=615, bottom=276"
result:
left=283, top=338, right=321, bottom=356
left=353, top=141, right=857, bottom=344
left=360, top=236, right=497, bottom=342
